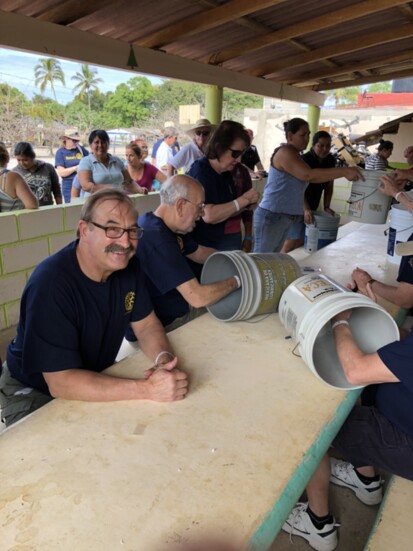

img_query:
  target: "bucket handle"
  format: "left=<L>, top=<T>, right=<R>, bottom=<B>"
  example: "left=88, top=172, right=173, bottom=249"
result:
left=347, top=187, right=379, bottom=205
left=384, top=223, right=413, bottom=237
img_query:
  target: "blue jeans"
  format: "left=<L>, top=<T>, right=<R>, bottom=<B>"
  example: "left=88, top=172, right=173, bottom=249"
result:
left=62, top=181, right=72, bottom=204
left=253, top=207, right=298, bottom=252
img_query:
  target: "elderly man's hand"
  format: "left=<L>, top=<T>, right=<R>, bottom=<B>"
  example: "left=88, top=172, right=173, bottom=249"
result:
left=144, top=358, right=188, bottom=401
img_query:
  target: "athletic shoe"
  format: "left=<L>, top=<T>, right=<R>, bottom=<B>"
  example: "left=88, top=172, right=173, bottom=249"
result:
left=330, top=458, right=383, bottom=505
left=282, top=502, right=339, bottom=551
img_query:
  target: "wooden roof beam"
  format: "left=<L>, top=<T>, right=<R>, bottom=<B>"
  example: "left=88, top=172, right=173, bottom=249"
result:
left=249, top=24, right=413, bottom=77
left=312, top=67, right=413, bottom=91
left=206, top=0, right=407, bottom=65
left=279, top=50, right=413, bottom=85
left=137, top=0, right=284, bottom=49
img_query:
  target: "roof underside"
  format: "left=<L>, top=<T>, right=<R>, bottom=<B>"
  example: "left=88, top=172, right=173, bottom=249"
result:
left=1, top=0, right=413, bottom=102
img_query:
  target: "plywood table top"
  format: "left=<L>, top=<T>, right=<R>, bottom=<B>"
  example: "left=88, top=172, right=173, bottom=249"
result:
left=0, top=314, right=358, bottom=551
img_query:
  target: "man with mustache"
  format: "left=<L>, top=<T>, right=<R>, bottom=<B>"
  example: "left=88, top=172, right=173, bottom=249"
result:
left=125, top=175, right=241, bottom=343
left=0, top=189, right=188, bottom=427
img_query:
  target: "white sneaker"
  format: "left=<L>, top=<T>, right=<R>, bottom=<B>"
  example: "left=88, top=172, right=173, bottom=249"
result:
left=282, top=502, right=339, bottom=551
left=330, top=458, right=383, bottom=505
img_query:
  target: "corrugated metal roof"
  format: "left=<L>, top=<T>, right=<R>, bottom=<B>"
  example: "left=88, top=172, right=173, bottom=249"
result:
left=0, top=0, right=412, bottom=93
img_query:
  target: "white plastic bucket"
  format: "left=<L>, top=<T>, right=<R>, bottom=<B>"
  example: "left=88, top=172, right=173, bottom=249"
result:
left=387, top=204, right=413, bottom=264
left=279, top=274, right=399, bottom=389
left=304, top=211, right=341, bottom=253
left=201, top=251, right=301, bottom=322
left=347, top=169, right=392, bottom=224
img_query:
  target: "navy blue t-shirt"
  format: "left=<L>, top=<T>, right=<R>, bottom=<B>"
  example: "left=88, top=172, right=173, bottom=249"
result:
left=301, top=151, right=336, bottom=211
left=188, top=156, right=237, bottom=248
left=55, top=146, right=89, bottom=187
left=397, top=232, right=413, bottom=285
left=137, top=212, right=199, bottom=326
left=7, top=241, right=153, bottom=394
left=376, top=329, right=413, bottom=437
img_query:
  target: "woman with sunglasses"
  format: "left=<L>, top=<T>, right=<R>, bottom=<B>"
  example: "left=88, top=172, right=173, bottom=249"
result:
left=188, top=120, right=259, bottom=251
left=253, top=118, right=363, bottom=253
left=55, top=129, right=89, bottom=203
left=167, top=119, right=215, bottom=177
left=125, top=142, right=166, bottom=193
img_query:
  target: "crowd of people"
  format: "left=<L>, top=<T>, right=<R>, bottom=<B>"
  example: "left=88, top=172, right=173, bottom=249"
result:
left=1, top=118, right=413, bottom=551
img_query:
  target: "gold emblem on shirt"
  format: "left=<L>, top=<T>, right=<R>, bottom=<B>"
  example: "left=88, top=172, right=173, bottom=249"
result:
left=125, top=291, right=135, bottom=313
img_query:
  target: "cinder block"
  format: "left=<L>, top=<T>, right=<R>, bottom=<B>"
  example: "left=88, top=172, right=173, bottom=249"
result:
left=0, top=214, right=18, bottom=245
left=2, top=240, right=49, bottom=273
left=19, top=207, right=64, bottom=239
left=0, top=307, right=5, bottom=331
left=5, top=301, right=21, bottom=327
left=50, top=233, right=75, bottom=254
left=0, top=273, right=26, bottom=303
left=64, top=203, right=83, bottom=231
left=132, top=193, right=160, bottom=216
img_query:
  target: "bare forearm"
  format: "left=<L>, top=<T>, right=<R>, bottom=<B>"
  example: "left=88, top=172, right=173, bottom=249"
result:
left=44, top=369, right=149, bottom=401
left=370, top=280, right=413, bottom=308
left=179, top=277, right=239, bottom=308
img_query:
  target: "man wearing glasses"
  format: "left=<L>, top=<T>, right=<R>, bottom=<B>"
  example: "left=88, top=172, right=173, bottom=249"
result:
left=167, top=119, right=216, bottom=177
left=125, top=175, right=241, bottom=345
left=0, top=189, right=188, bottom=427
left=55, top=128, right=89, bottom=204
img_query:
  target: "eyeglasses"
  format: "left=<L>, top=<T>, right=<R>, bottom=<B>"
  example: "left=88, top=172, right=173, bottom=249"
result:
left=183, top=199, right=205, bottom=212
left=228, top=148, right=246, bottom=159
left=195, top=130, right=210, bottom=137
left=89, top=221, right=144, bottom=240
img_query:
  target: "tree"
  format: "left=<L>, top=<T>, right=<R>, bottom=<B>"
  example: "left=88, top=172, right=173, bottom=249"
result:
left=327, top=86, right=362, bottom=106
left=153, top=80, right=205, bottom=119
left=72, top=64, right=103, bottom=111
left=366, top=82, right=392, bottom=93
left=104, top=77, right=155, bottom=127
left=0, top=84, right=34, bottom=146
left=223, top=89, right=263, bottom=121
left=34, top=58, right=66, bottom=101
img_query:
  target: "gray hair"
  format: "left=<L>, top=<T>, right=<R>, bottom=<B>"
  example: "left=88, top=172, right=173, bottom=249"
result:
left=160, top=175, right=201, bottom=205
left=163, top=127, right=178, bottom=138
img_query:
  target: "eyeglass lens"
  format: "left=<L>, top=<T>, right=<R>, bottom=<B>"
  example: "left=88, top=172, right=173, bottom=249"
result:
left=195, top=131, right=210, bottom=137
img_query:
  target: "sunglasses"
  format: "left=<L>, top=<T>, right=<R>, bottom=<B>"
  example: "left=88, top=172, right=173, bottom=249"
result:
left=195, top=130, right=210, bottom=137
left=228, top=148, right=246, bottom=159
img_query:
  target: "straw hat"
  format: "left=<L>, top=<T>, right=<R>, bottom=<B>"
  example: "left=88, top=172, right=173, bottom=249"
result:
left=186, top=119, right=216, bottom=138
left=60, top=128, right=81, bottom=140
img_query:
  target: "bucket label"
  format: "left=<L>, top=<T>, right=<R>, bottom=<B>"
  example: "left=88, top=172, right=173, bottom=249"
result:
left=348, top=190, right=364, bottom=218
left=387, top=227, right=397, bottom=256
left=295, top=276, right=338, bottom=302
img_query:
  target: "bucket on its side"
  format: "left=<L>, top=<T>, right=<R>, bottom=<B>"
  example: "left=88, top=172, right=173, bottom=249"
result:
left=201, top=251, right=301, bottom=322
left=279, top=274, right=399, bottom=389
left=387, top=204, right=413, bottom=264
left=347, top=169, right=392, bottom=224
left=304, top=211, right=341, bottom=253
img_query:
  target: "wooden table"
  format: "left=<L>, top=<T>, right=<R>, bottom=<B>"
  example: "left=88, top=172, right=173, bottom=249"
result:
left=0, top=314, right=360, bottom=551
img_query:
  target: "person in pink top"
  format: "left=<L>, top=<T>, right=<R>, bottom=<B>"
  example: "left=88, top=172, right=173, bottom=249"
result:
left=125, top=142, right=166, bottom=193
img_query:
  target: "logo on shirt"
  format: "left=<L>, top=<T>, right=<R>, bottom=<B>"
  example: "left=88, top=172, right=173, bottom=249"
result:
left=125, top=291, right=135, bottom=313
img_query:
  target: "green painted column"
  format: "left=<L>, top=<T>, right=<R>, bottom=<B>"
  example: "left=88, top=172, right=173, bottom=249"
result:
left=306, top=104, right=321, bottom=151
left=205, top=85, right=223, bottom=125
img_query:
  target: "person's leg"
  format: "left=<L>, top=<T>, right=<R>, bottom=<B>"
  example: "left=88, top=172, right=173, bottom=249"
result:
left=0, top=362, right=52, bottom=426
left=281, top=218, right=305, bottom=253
left=62, top=181, right=72, bottom=204
left=253, top=209, right=294, bottom=253
left=306, top=453, right=331, bottom=517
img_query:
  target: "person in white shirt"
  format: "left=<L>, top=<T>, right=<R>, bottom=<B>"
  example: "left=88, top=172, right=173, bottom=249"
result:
left=155, top=127, right=178, bottom=175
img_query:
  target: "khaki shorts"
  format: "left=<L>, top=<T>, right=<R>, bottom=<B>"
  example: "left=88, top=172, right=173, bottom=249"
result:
left=0, top=362, right=52, bottom=427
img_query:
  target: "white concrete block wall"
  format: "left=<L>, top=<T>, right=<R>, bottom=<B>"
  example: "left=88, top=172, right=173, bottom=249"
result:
left=0, top=193, right=161, bottom=330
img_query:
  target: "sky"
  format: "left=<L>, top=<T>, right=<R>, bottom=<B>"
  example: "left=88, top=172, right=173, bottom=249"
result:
left=0, top=47, right=163, bottom=104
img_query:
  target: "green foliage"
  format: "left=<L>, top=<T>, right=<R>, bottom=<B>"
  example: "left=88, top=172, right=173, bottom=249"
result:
left=222, top=89, right=263, bottom=121
left=65, top=97, right=107, bottom=130
left=328, top=86, right=362, bottom=105
left=0, top=84, right=30, bottom=116
left=34, top=58, right=65, bottom=101
left=366, top=82, right=392, bottom=93
left=72, top=64, right=103, bottom=110
left=153, top=80, right=205, bottom=117
left=104, top=77, right=155, bottom=126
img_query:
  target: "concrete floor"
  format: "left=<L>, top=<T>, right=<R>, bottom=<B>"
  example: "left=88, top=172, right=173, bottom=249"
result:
left=269, top=475, right=387, bottom=551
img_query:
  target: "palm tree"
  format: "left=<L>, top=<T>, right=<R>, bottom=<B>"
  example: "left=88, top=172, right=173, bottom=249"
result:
left=34, top=58, right=65, bottom=101
left=72, top=64, right=103, bottom=111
